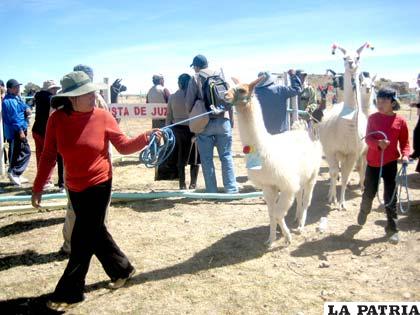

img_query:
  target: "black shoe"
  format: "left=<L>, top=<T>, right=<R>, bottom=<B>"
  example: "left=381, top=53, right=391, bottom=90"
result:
left=357, top=211, right=368, bottom=226
left=179, top=183, right=187, bottom=190
left=189, top=183, right=196, bottom=190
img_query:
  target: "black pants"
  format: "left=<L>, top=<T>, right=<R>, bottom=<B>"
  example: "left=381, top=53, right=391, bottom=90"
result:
left=172, top=125, right=200, bottom=186
left=57, top=154, right=64, bottom=188
left=360, top=161, right=398, bottom=232
left=413, top=116, right=420, bottom=172
left=7, top=132, right=31, bottom=176
left=52, top=179, right=134, bottom=303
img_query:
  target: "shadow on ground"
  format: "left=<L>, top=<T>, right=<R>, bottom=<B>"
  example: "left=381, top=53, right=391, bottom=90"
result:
left=290, top=225, right=387, bottom=260
left=0, top=225, right=269, bottom=312
left=0, top=250, right=68, bottom=272
left=0, top=217, right=64, bottom=238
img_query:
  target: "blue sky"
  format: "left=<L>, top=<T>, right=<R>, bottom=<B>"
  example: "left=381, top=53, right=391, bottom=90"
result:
left=1, top=0, right=419, bottom=93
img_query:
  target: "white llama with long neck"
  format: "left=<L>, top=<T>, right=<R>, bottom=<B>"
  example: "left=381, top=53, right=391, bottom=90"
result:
left=319, top=42, right=373, bottom=210
left=225, top=77, right=322, bottom=247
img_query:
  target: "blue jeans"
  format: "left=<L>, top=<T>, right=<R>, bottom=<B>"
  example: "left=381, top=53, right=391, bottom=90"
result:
left=197, top=118, right=238, bottom=193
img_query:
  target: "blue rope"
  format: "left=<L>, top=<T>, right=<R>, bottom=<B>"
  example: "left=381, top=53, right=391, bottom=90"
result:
left=363, top=131, right=410, bottom=213
left=139, top=110, right=215, bottom=168
left=139, top=128, right=176, bottom=168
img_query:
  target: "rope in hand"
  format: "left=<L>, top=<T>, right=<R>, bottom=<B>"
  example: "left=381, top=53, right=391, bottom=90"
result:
left=362, top=131, right=410, bottom=214
left=139, top=109, right=217, bottom=168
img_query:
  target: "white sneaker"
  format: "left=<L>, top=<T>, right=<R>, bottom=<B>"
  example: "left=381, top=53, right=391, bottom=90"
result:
left=43, top=182, right=55, bottom=190
left=20, top=176, right=29, bottom=184
left=108, top=268, right=136, bottom=289
left=7, top=172, right=21, bottom=186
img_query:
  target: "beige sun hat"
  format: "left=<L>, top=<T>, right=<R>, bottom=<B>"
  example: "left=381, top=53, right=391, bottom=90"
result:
left=52, top=71, right=103, bottom=98
left=42, top=80, right=60, bottom=91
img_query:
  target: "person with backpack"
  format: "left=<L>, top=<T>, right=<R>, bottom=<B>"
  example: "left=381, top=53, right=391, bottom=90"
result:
left=185, top=55, right=238, bottom=193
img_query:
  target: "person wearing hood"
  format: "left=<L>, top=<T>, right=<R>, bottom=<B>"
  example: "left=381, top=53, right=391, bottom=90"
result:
left=254, top=70, right=302, bottom=134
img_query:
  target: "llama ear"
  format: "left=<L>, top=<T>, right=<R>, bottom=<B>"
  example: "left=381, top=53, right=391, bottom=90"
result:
left=371, top=74, right=377, bottom=82
left=248, top=76, right=265, bottom=91
left=356, top=42, right=368, bottom=56
left=333, top=44, right=347, bottom=55
left=231, top=77, right=240, bottom=85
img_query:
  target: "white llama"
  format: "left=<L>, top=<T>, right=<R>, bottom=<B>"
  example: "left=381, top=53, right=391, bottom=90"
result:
left=319, top=42, right=373, bottom=210
left=225, top=77, right=322, bottom=246
left=355, top=72, right=377, bottom=185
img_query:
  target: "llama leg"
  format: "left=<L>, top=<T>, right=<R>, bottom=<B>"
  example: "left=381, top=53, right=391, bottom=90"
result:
left=339, top=155, right=357, bottom=210
left=294, top=188, right=304, bottom=224
left=298, top=176, right=317, bottom=232
left=325, top=154, right=339, bottom=205
left=358, top=154, right=367, bottom=191
left=262, top=186, right=278, bottom=247
left=274, top=191, right=295, bottom=245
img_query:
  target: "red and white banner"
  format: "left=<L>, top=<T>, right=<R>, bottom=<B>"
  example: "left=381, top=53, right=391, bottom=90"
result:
left=109, top=103, right=167, bottom=119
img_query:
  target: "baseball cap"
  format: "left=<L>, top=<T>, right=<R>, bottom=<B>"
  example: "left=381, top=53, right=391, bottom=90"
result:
left=6, top=79, right=22, bottom=89
left=190, top=55, right=208, bottom=68
left=377, top=88, right=397, bottom=101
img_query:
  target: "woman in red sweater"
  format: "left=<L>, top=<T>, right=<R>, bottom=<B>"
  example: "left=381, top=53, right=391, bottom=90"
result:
left=357, top=88, right=410, bottom=244
left=32, top=71, right=161, bottom=310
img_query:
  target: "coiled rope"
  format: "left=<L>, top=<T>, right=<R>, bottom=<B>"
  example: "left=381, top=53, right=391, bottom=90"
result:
left=139, top=110, right=215, bottom=168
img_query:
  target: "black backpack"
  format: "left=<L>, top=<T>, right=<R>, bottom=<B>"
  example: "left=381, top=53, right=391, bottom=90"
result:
left=199, top=71, right=230, bottom=111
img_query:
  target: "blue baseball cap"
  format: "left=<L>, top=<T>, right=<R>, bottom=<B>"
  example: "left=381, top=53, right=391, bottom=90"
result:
left=190, top=55, right=208, bottom=68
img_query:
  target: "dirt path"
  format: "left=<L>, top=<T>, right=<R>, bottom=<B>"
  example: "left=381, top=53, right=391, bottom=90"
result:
left=0, top=108, right=419, bottom=314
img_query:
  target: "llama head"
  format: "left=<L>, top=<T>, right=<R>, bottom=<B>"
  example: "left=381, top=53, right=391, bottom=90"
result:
left=224, top=77, right=264, bottom=109
left=111, top=79, right=127, bottom=93
left=332, top=42, right=374, bottom=75
left=359, top=72, right=377, bottom=95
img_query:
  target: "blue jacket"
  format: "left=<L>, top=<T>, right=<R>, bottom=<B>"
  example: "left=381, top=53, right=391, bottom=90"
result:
left=255, top=75, right=302, bottom=135
left=2, top=93, right=30, bottom=140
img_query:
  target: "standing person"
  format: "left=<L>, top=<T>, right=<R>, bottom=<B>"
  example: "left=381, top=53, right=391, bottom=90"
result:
left=165, top=73, right=200, bottom=189
left=32, top=80, right=62, bottom=190
left=296, top=70, right=317, bottom=113
left=0, top=80, right=7, bottom=165
left=146, top=74, right=171, bottom=128
left=61, top=64, right=110, bottom=254
left=357, top=88, right=410, bottom=244
left=409, top=73, right=420, bottom=172
left=146, top=74, right=171, bottom=104
left=31, top=71, right=161, bottom=310
left=254, top=70, right=302, bottom=135
left=0, top=80, right=5, bottom=100
left=185, top=54, right=238, bottom=193
left=2, top=79, right=31, bottom=186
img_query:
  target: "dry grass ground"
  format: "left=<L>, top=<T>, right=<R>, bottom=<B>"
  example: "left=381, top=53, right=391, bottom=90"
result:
left=0, top=105, right=419, bottom=314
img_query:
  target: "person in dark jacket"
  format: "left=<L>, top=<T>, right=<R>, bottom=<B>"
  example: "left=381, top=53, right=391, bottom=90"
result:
left=254, top=70, right=302, bottom=134
left=410, top=73, right=420, bottom=172
left=32, top=80, right=62, bottom=189
left=165, top=73, right=200, bottom=189
left=2, top=79, right=31, bottom=186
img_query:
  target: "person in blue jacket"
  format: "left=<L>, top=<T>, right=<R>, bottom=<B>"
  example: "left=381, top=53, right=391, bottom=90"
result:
left=2, top=79, right=31, bottom=186
left=254, top=70, right=302, bottom=135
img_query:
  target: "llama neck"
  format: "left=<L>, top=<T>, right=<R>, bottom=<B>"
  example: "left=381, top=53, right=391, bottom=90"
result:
left=360, top=90, right=371, bottom=116
left=236, top=97, right=270, bottom=150
left=343, top=70, right=358, bottom=109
